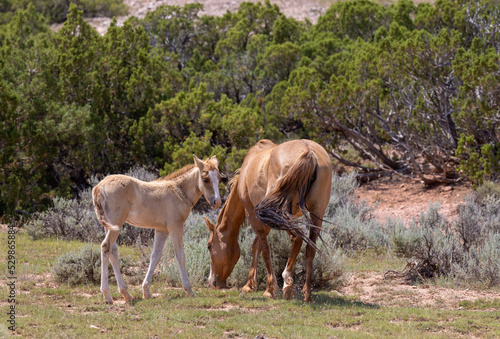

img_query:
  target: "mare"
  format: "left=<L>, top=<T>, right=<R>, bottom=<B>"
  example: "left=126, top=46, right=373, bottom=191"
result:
left=93, top=156, right=222, bottom=304
left=204, top=140, right=332, bottom=301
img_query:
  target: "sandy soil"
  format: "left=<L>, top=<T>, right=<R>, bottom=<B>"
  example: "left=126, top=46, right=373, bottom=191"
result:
left=84, top=0, right=329, bottom=35
left=340, top=271, right=499, bottom=309
left=356, top=176, right=474, bottom=222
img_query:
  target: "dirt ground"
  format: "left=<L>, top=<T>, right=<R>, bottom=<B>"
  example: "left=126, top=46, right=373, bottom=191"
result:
left=339, top=270, right=500, bottom=309
left=349, top=177, right=499, bottom=309
left=356, top=175, right=474, bottom=222
left=82, top=0, right=330, bottom=35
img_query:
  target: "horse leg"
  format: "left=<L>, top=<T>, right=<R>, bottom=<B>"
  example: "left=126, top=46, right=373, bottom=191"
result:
left=302, top=214, right=322, bottom=302
left=248, top=213, right=278, bottom=299
left=242, top=235, right=262, bottom=293
left=109, top=242, right=134, bottom=302
left=142, top=229, right=169, bottom=299
left=101, top=229, right=120, bottom=304
left=282, top=231, right=303, bottom=300
left=170, top=227, right=196, bottom=297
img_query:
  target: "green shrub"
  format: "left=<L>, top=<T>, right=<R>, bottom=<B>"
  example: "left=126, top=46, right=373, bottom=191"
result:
left=476, top=180, right=500, bottom=202
left=391, top=197, right=500, bottom=288
left=160, top=212, right=212, bottom=287
left=324, top=173, right=390, bottom=252
left=25, top=190, right=104, bottom=242
left=52, top=244, right=134, bottom=285
left=456, top=135, right=500, bottom=186
left=452, top=233, right=500, bottom=288
left=52, top=244, right=103, bottom=285
left=392, top=204, right=462, bottom=280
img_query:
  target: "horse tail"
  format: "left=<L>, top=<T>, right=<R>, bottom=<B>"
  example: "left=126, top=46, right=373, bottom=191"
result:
left=254, top=149, right=319, bottom=249
left=92, top=184, right=120, bottom=232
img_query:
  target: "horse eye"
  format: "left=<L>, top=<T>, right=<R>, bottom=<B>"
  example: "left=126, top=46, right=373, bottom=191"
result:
left=203, top=177, right=209, bottom=183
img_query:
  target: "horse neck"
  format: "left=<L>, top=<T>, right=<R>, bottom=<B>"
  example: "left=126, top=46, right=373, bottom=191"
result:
left=175, top=167, right=202, bottom=207
left=218, top=183, right=246, bottom=239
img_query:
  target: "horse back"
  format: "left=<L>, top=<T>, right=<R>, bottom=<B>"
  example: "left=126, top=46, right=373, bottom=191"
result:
left=239, top=139, right=332, bottom=211
left=94, top=175, right=174, bottom=230
left=237, top=140, right=278, bottom=206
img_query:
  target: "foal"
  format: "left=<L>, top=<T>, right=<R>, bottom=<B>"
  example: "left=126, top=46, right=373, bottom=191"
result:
left=93, top=155, right=221, bottom=303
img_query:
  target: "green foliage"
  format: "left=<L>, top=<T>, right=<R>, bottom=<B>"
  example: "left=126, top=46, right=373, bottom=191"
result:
left=392, top=204, right=462, bottom=280
left=273, top=16, right=305, bottom=44
left=456, top=134, right=500, bottom=186
left=2, top=0, right=500, bottom=217
left=0, top=79, right=19, bottom=215
left=316, top=0, right=392, bottom=41
left=52, top=244, right=102, bottom=285
left=391, top=195, right=500, bottom=288
left=52, top=244, right=133, bottom=285
left=475, top=180, right=500, bottom=201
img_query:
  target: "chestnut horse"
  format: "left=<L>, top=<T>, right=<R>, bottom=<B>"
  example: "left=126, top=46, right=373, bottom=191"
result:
left=204, top=140, right=332, bottom=301
left=93, top=155, right=221, bottom=304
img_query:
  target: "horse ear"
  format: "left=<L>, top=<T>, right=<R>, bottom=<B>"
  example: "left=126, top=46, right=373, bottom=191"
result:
left=210, top=155, right=219, bottom=167
left=203, top=217, right=215, bottom=232
left=193, top=154, right=204, bottom=169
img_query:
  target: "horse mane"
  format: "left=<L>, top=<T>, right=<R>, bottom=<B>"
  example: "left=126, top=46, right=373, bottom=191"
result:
left=157, top=158, right=219, bottom=182
left=158, top=164, right=196, bottom=182
left=216, top=171, right=242, bottom=226
left=228, top=169, right=240, bottom=191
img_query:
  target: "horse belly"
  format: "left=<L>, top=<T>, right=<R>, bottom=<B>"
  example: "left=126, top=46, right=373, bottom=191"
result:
left=125, top=204, right=168, bottom=230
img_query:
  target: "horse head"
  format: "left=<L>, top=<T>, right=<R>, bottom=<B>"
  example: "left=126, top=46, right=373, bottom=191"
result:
left=203, top=216, right=241, bottom=289
left=194, top=155, right=222, bottom=209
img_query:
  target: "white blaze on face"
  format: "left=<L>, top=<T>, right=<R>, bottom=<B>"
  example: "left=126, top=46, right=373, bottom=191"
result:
left=209, top=264, right=215, bottom=286
left=209, top=170, right=221, bottom=208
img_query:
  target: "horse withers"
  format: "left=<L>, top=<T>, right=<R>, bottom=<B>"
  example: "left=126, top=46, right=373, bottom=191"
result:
left=93, top=155, right=222, bottom=304
left=204, top=140, right=332, bottom=302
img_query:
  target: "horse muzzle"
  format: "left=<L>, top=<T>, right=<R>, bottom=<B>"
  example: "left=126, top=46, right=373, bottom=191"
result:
left=210, top=278, right=228, bottom=289
left=209, top=267, right=227, bottom=289
left=210, top=197, right=222, bottom=209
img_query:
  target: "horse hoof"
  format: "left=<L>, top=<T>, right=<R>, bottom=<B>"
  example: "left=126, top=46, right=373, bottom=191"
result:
left=283, top=285, right=296, bottom=300
left=241, top=285, right=254, bottom=294
left=185, top=289, right=197, bottom=297
left=102, top=290, right=113, bottom=304
left=302, top=287, right=313, bottom=302
left=303, top=293, right=312, bottom=303
left=120, top=290, right=134, bottom=303
left=143, top=288, right=151, bottom=299
left=263, top=290, right=276, bottom=299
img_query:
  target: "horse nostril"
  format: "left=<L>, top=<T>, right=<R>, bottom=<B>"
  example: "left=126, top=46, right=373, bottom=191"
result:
left=210, top=197, right=220, bottom=209
left=215, top=199, right=221, bottom=208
